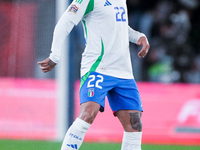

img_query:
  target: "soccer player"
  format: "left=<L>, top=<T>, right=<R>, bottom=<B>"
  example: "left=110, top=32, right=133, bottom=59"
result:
left=38, top=0, right=150, bottom=149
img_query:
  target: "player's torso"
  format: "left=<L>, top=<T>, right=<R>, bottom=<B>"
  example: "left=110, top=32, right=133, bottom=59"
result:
left=83, top=0, right=128, bottom=40
left=81, top=0, right=133, bottom=79
left=95, top=0, right=128, bottom=38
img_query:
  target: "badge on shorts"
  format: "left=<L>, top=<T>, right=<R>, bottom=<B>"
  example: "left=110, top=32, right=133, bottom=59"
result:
left=88, top=88, right=94, bottom=97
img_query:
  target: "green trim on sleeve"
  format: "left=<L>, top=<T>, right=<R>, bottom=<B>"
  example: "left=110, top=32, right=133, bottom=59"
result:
left=80, top=39, right=104, bottom=90
left=82, top=20, right=88, bottom=42
left=84, top=0, right=94, bottom=16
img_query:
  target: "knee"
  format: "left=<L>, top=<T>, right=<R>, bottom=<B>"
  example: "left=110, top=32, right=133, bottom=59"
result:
left=129, top=112, right=142, bottom=132
left=79, top=110, right=98, bottom=124
left=78, top=101, right=100, bottom=124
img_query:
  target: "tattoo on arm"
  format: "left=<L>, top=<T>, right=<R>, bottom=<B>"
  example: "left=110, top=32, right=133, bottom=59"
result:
left=48, top=59, right=56, bottom=68
left=129, top=112, right=142, bottom=132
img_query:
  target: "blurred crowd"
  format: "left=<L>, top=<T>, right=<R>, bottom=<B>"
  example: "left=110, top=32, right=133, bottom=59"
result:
left=127, top=0, right=200, bottom=83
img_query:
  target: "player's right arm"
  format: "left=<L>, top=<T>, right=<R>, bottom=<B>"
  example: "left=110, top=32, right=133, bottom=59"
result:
left=38, top=0, right=90, bottom=73
left=38, top=57, right=56, bottom=73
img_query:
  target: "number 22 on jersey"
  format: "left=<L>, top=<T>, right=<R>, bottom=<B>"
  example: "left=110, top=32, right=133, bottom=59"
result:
left=114, top=7, right=126, bottom=22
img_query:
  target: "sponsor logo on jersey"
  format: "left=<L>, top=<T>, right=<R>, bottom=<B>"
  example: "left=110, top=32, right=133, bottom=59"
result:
left=75, top=0, right=83, bottom=4
left=104, top=0, right=112, bottom=6
left=68, top=5, right=79, bottom=14
left=67, top=144, right=78, bottom=149
left=88, top=88, right=94, bottom=97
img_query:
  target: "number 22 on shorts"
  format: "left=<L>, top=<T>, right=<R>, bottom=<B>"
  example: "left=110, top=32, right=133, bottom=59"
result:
left=87, top=75, right=104, bottom=89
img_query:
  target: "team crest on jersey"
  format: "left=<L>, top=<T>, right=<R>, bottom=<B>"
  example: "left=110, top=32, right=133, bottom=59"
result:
left=68, top=5, right=79, bottom=14
left=88, top=88, right=94, bottom=97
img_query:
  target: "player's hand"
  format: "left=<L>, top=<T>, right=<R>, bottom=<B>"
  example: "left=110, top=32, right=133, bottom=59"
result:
left=137, top=36, right=150, bottom=58
left=37, top=57, right=56, bottom=73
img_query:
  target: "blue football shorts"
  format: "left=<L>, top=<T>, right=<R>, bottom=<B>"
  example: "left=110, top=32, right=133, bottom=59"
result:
left=80, top=71, right=143, bottom=115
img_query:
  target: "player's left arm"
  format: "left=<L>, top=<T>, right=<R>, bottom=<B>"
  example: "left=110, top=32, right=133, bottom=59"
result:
left=128, top=26, right=150, bottom=58
left=137, top=36, right=150, bottom=58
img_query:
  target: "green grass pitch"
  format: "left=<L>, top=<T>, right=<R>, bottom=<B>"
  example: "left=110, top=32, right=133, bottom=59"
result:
left=0, top=140, right=199, bottom=150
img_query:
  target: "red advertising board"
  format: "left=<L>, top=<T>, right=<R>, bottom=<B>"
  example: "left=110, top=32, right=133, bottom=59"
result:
left=74, top=81, right=200, bottom=145
left=0, top=78, right=200, bottom=145
left=0, top=78, right=56, bottom=140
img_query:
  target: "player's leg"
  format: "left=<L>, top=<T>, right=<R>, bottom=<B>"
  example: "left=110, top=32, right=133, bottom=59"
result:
left=107, top=78, right=143, bottom=150
left=78, top=101, right=101, bottom=124
left=116, top=110, right=142, bottom=132
left=115, top=110, right=142, bottom=150
left=60, top=101, right=100, bottom=150
left=60, top=71, right=110, bottom=150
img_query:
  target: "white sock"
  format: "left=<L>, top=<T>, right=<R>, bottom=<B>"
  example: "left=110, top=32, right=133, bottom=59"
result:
left=121, top=132, right=142, bottom=150
left=60, top=118, right=91, bottom=150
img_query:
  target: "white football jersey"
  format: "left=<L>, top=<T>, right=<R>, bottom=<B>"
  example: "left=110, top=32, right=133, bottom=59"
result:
left=50, top=0, right=145, bottom=79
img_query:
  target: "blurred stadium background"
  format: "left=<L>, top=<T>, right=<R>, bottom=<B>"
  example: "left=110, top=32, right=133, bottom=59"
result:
left=0, top=0, right=200, bottom=149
